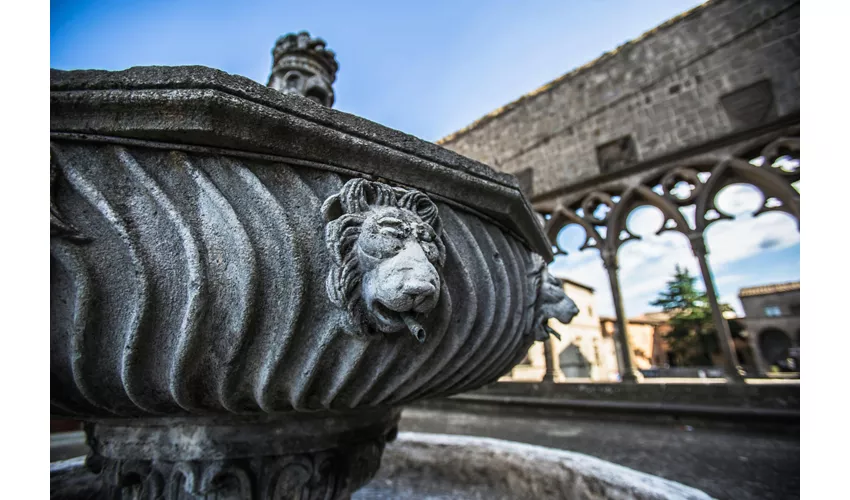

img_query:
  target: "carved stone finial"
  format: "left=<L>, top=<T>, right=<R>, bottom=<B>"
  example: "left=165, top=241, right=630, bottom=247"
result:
left=268, top=31, right=339, bottom=107
left=323, top=179, right=446, bottom=342
left=529, top=255, right=580, bottom=341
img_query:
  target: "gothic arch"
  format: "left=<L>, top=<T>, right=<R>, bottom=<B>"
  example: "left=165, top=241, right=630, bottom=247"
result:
left=542, top=125, right=800, bottom=382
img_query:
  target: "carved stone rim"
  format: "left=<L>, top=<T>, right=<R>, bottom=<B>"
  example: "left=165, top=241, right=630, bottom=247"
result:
left=50, top=66, right=552, bottom=259
left=88, top=408, right=401, bottom=461
left=378, top=432, right=714, bottom=499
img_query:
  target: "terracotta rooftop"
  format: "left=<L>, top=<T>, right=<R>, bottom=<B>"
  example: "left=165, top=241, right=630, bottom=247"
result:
left=436, top=0, right=714, bottom=146
left=630, top=312, right=672, bottom=324
left=599, top=313, right=670, bottom=325
left=738, top=281, right=800, bottom=298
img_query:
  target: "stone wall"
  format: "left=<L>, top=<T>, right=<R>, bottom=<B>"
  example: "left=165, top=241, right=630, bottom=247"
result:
left=441, top=379, right=800, bottom=412
left=438, top=0, right=800, bottom=204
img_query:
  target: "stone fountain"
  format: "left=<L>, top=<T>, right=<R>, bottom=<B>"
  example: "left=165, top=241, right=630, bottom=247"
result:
left=50, top=32, right=711, bottom=499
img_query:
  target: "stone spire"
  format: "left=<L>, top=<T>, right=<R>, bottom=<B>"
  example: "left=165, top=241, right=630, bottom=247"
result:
left=268, top=31, right=339, bottom=107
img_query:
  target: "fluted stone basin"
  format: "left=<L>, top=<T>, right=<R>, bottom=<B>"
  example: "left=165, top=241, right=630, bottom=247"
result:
left=50, top=66, right=575, bottom=499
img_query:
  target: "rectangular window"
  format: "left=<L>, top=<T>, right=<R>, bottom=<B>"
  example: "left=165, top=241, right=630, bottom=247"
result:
left=764, top=305, right=782, bottom=317
left=595, top=135, right=638, bottom=174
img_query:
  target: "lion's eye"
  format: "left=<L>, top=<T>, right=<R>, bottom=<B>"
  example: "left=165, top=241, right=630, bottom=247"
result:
left=380, top=228, right=406, bottom=239
left=377, top=217, right=404, bottom=228
left=377, top=217, right=409, bottom=239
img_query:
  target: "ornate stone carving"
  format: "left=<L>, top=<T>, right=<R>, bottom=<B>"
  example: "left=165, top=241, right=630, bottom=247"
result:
left=50, top=65, right=560, bottom=499
left=529, top=255, right=580, bottom=341
left=323, top=179, right=446, bottom=342
left=268, top=31, right=338, bottom=107
left=49, top=139, right=549, bottom=414
left=92, top=442, right=386, bottom=500
left=83, top=411, right=398, bottom=500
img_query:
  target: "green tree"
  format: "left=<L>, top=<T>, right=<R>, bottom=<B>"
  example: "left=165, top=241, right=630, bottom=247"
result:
left=651, top=265, right=733, bottom=366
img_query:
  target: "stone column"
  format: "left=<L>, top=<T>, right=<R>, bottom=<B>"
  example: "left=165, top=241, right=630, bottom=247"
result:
left=748, top=331, right=770, bottom=377
left=542, top=336, right=564, bottom=383
left=601, top=250, right=642, bottom=383
left=690, top=234, right=745, bottom=383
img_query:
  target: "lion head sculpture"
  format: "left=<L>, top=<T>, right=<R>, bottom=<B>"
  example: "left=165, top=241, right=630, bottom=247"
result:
left=529, top=254, right=580, bottom=341
left=322, top=179, right=446, bottom=342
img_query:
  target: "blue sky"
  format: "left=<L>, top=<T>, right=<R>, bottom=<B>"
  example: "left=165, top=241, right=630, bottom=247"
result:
left=51, top=0, right=800, bottom=317
left=52, top=0, right=705, bottom=141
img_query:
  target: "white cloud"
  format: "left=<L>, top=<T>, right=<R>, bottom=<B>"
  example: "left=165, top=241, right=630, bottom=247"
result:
left=703, top=212, right=799, bottom=270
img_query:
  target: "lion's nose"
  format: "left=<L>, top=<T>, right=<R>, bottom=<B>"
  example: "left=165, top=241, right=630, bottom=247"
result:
left=403, top=281, right=438, bottom=312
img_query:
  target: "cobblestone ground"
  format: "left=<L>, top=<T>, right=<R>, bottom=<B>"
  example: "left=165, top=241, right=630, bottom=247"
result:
left=396, top=407, right=800, bottom=500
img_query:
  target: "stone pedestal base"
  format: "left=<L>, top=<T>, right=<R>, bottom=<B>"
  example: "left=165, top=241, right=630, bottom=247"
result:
left=83, top=409, right=400, bottom=500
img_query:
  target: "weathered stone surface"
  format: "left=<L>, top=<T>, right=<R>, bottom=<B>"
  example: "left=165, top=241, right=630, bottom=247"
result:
left=49, top=141, right=551, bottom=416
left=529, top=254, right=580, bottom=341
left=323, top=179, right=446, bottom=341
left=50, top=65, right=575, bottom=499
left=51, top=432, right=714, bottom=500
left=85, top=411, right=398, bottom=499
left=397, top=410, right=797, bottom=500
left=49, top=66, right=568, bottom=420
left=357, top=432, right=713, bottom=499
left=50, top=65, right=551, bottom=259
left=51, top=457, right=101, bottom=500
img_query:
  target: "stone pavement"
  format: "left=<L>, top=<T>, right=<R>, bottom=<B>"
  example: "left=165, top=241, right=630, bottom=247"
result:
left=398, top=407, right=799, bottom=500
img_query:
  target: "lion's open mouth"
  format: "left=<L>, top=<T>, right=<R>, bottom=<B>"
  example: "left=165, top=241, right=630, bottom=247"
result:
left=372, top=300, right=405, bottom=328
left=370, top=300, right=427, bottom=342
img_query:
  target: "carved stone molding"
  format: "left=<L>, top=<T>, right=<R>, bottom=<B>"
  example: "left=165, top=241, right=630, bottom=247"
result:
left=95, top=449, right=382, bottom=500
left=85, top=410, right=398, bottom=500
left=49, top=66, right=553, bottom=260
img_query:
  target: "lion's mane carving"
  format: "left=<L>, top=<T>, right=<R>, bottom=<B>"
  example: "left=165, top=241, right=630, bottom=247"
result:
left=528, top=255, right=580, bottom=341
left=322, top=179, right=446, bottom=341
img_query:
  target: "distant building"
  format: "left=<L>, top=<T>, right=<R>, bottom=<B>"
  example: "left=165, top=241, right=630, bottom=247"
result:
left=505, top=277, right=799, bottom=382
left=738, top=281, right=800, bottom=374
left=508, top=278, right=613, bottom=381
left=551, top=279, right=618, bottom=381
left=601, top=313, right=671, bottom=371
left=506, top=278, right=672, bottom=382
